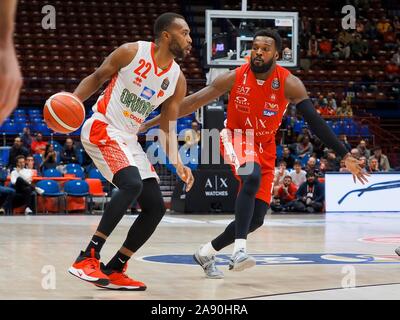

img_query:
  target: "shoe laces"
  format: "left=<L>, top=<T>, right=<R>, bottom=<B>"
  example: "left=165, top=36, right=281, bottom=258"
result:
left=87, top=248, right=100, bottom=269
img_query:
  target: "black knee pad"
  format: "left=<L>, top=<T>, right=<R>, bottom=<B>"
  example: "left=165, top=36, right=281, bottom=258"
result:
left=113, top=166, right=143, bottom=195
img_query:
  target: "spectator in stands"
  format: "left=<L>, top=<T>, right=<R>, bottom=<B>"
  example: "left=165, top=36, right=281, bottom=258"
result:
left=277, top=146, right=295, bottom=169
left=327, top=92, right=337, bottom=110
left=297, top=126, right=313, bottom=143
left=291, top=171, right=325, bottom=213
left=326, top=149, right=339, bottom=171
left=319, top=158, right=330, bottom=176
left=60, top=138, right=79, bottom=165
left=307, top=35, right=319, bottom=57
left=40, top=143, right=57, bottom=172
left=183, top=121, right=201, bottom=148
left=368, top=158, right=380, bottom=173
left=10, top=155, right=44, bottom=214
left=334, top=30, right=352, bottom=59
left=369, top=146, right=391, bottom=172
left=273, top=160, right=290, bottom=195
left=351, top=33, right=368, bottom=59
left=270, top=176, right=298, bottom=213
left=336, top=100, right=353, bottom=117
left=305, top=156, right=320, bottom=176
left=30, top=132, right=47, bottom=155
left=356, top=21, right=365, bottom=34
left=20, top=127, right=32, bottom=150
left=26, top=155, right=36, bottom=171
left=319, top=36, right=332, bottom=58
left=350, top=148, right=360, bottom=159
left=357, top=139, right=371, bottom=158
left=296, top=136, right=314, bottom=159
left=392, top=47, right=400, bottom=67
left=385, top=60, right=399, bottom=81
left=364, top=18, right=378, bottom=39
left=339, top=159, right=350, bottom=172
left=0, top=165, right=15, bottom=214
left=358, top=156, right=368, bottom=173
left=339, top=134, right=352, bottom=152
left=8, top=137, right=29, bottom=169
left=376, top=17, right=392, bottom=40
left=290, top=160, right=307, bottom=187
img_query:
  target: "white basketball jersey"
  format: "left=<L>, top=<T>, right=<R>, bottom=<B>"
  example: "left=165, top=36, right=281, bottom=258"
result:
left=92, top=41, right=181, bottom=134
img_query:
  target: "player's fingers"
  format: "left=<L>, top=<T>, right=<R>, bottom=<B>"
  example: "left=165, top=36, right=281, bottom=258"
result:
left=359, top=173, right=369, bottom=184
left=353, top=174, right=356, bottom=184
left=185, top=170, right=194, bottom=191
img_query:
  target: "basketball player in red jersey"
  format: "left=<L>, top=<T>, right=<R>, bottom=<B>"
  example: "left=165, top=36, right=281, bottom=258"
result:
left=0, top=0, right=23, bottom=123
left=142, top=29, right=368, bottom=278
left=67, top=13, right=194, bottom=290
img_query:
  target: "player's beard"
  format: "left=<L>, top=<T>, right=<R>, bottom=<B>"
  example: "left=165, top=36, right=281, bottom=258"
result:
left=169, top=37, right=185, bottom=59
left=250, top=57, right=274, bottom=74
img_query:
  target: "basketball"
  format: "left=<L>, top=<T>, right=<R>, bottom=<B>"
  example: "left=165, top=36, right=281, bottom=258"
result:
left=43, top=92, right=85, bottom=134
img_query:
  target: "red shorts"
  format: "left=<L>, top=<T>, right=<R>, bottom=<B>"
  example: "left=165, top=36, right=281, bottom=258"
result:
left=220, top=129, right=276, bottom=204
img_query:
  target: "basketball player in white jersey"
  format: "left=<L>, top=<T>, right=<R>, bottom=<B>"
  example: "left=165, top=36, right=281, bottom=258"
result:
left=67, top=12, right=194, bottom=290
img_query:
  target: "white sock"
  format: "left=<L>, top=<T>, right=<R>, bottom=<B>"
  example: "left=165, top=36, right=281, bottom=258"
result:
left=199, top=242, right=217, bottom=257
left=233, top=239, right=247, bottom=254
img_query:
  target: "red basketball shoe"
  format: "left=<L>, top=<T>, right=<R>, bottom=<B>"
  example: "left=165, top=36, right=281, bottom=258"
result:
left=68, top=248, right=109, bottom=286
left=95, top=263, right=147, bottom=291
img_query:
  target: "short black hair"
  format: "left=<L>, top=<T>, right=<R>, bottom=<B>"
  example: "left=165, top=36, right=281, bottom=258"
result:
left=154, top=12, right=185, bottom=39
left=253, top=29, right=282, bottom=51
left=16, top=155, right=25, bottom=162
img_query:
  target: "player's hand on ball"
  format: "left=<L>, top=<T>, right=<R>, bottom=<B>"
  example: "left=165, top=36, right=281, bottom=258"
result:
left=343, top=154, right=369, bottom=184
left=177, top=164, right=194, bottom=192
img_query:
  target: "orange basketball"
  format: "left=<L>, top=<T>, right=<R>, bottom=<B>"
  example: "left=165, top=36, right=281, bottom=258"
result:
left=43, top=92, right=85, bottom=134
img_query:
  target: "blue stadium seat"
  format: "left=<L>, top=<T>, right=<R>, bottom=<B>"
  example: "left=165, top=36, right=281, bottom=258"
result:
left=0, top=121, right=19, bottom=135
left=65, top=167, right=85, bottom=178
left=88, top=168, right=106, bottom=182
left=64, top=180, right=89, bottom=197
left=43, top=168, right=62, bottom=178
left=35, top=179, right=65, bottom=214
left=64, top=180, right=89, bottom=213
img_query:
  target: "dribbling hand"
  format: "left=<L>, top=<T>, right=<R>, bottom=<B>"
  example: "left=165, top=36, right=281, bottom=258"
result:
left=176, top=164, right=195, bottom=192
left=343, top=154, right=370, bottom=184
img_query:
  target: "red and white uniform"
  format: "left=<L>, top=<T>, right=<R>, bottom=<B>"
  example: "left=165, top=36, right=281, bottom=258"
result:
left=81, top=41, right=181, bottom=183
left=220, top=63, right=291, bottom=204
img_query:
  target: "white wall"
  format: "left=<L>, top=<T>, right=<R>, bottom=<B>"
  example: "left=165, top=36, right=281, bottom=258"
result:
left=325, top=173, right=400, bottom=212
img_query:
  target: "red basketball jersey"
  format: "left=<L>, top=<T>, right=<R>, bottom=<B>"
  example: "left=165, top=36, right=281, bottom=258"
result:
left=226, top=63, right=291, bottom=144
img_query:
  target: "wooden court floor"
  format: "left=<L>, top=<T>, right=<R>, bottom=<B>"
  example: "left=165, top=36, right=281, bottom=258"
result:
left=0, top=212, right=400, bottom=300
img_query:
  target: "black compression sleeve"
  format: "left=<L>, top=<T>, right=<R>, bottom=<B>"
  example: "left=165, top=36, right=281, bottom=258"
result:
left=296, top=98, right=349, bottom=158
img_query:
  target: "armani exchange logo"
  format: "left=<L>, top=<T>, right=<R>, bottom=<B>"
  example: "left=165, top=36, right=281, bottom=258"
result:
left=205, top=176, right=228, bottom=196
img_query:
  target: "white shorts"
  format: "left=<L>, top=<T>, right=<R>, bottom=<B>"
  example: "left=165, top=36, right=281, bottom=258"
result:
left=81, top=114, right=159, bottom=184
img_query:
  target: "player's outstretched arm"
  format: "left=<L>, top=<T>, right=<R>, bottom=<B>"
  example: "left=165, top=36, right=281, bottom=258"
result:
left=159, top=72, right=194, bottom=191
left=73, top=43, right=138, bottom=102
left=285, top=74, right=369, bottom=184
left=141, top=70, right=235, bottom=132
left=0, top=0, right=23, bottom=124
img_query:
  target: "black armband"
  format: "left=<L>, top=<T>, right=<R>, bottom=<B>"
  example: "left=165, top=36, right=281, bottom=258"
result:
left=296, top=99, right=349, bottom=158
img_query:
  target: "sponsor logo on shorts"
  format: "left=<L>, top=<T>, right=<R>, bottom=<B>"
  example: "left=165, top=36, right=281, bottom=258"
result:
left=138, top=253, right=400, bottom=266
